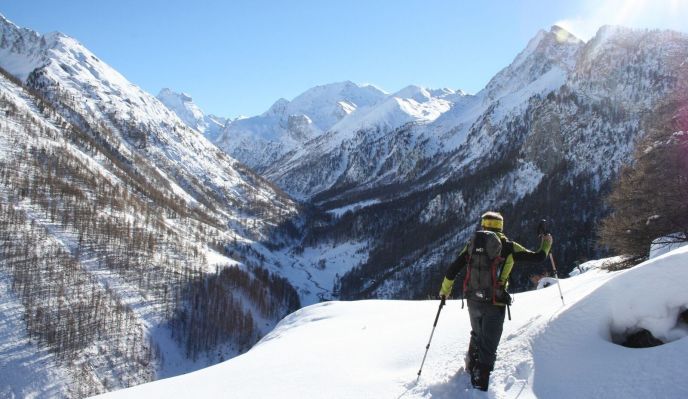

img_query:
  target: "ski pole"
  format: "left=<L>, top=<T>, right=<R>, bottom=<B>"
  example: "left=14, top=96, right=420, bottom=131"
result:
left=548, top=252, right=565, bottom=306
left=538, top=219, right=565, bottom=306
left=416, top=296, right=445, bottom=383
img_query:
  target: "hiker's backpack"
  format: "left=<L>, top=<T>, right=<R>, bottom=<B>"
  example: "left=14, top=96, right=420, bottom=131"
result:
left=463, top=230, right=504, bottom=303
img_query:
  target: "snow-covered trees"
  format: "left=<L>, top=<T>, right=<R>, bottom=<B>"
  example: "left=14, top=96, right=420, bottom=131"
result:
left=0, top=65, right=301, bottom=396
left=170, top=264, right=300, bottom=361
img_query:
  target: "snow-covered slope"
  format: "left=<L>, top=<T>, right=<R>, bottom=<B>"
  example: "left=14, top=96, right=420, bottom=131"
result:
left=0, top=13, right=297, bottom=240
left=157, top=88, right=227, bottom=141
left=97, top=247, right=688, bottom=398
left=0, top=13, right=303, bottom=396
left=0, top=15, right=50, bottom=81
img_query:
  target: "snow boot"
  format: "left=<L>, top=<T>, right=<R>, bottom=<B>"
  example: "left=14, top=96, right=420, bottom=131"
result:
left=464, top=341, right=478, bottom=371
left=470, top=363, right=491, bottom=392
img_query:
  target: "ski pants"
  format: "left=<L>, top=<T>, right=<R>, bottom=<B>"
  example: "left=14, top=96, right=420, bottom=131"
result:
left=467, top=300, right=506, bottom=370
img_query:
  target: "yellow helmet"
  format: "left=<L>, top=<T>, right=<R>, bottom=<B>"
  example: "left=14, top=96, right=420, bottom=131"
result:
left=480, top=211, right=504, bottom=231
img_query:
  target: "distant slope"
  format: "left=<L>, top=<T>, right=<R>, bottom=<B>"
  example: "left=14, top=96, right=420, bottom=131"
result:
left=95, top=248, right=688, bottom=398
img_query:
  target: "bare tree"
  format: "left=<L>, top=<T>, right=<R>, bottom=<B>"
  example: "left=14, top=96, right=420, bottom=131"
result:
left=599, top=96, right=688, bottom=261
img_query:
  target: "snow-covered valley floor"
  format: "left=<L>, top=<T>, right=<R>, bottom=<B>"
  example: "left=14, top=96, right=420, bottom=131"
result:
left=97, top=247, right=688, bottom=399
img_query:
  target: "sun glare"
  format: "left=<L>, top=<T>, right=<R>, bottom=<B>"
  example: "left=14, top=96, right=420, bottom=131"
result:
left=555, top=0, right=688, bottom=40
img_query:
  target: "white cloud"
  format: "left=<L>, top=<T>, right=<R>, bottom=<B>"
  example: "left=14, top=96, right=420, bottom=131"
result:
left=556, top=0, right=688, bottom=40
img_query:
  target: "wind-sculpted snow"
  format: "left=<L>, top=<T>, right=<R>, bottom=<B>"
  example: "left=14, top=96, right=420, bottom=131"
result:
left=530, top=247, right=688, bottom=399
left=96, top=247, right=688, bottom=398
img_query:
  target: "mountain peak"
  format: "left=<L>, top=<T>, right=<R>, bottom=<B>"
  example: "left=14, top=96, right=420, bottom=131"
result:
left=0, top=13, right=23, bottom=32
left=156, top=87, right=225, bottom=138
left=293, top=81, right=386, bottom=102
left=550, top=24, right=582, bottom=44
left=265, top=98, right=290, bottom=116
left=481, top=25, right=584, bottom=102
left=517, top=26, right=582, bottom=62
left=393, top=85, right=431, bottom=101
left=158, top=88, right=193, bottom=103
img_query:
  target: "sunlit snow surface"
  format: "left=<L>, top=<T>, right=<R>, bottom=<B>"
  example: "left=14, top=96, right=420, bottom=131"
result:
left=97, top=247, right=688, bottom=399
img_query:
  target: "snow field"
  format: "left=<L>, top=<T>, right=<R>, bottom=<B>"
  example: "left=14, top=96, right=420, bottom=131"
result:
left=97, top=245, right=688, bottom=398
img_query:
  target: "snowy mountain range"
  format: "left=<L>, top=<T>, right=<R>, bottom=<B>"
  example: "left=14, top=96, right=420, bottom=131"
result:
left=3, top=11, right=688, bottom=398
left=180, top=26, right=581, bottom=201
left=213, top=81, right=389, bottom=172
left=160, top=24, right=688, bottom=302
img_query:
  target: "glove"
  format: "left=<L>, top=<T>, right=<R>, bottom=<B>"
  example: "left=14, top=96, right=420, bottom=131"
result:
left=540, top=234, right=553, bottom=254
left=496, top=290, right=512, bottom=305
left=439, top=277, right=454, bottom=298
left=495, top=281, right=512, bottom=305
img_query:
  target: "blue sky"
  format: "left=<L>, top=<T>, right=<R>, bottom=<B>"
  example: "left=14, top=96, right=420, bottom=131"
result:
left=2, top=0, right=687, bottom=118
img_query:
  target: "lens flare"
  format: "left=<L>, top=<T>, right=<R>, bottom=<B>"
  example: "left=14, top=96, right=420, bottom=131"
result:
left=555, top=0, right=688, bottom=40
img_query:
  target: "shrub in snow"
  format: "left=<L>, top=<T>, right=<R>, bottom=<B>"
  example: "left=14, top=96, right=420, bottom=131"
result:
left=649, top=233, right=688, bottom=259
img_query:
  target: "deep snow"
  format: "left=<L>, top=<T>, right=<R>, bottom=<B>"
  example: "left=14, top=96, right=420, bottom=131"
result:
left=96, top=246, right=688, bottom=399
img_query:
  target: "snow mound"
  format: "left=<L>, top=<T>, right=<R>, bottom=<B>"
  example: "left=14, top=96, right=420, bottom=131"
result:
left=608, top=247, right=688, bottom=343
left=530, top=246, right=688, bottom=399
left=97, top=247, right=688, bottom=398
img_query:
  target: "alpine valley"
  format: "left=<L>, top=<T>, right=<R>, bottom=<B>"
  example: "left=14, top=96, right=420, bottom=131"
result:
left=1, top=12, right=687, bottom=398
left=200, top=24, right=687, bottom=301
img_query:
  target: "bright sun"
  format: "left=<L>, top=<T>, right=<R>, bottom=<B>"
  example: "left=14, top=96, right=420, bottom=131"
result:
left=555, top=0, right=688, bottom=40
